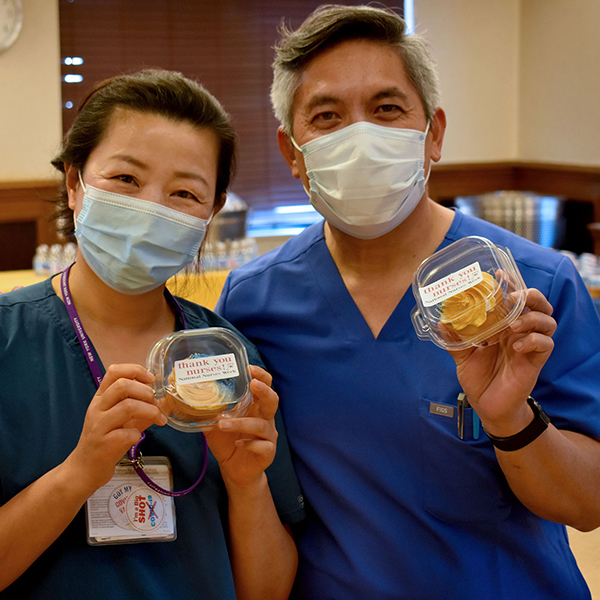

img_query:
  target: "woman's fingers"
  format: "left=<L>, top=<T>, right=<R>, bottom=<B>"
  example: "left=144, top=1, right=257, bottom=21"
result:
left=233, top=439, right=276, bottom=460
left=102, top=396, right=167, bottom=431
left=248, top=372, right=279, bottom=420
left=218, top=414, right=278, bottom=440
left=96, top=363, right=154, bottom=397
left=86, top=364, right=165, bottom=434
left=96, top=377, right=156, bottom=409
left=249, top=364, right=273, bottom=388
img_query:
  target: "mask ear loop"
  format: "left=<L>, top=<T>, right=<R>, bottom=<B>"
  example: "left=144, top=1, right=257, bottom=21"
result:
left=423, top=120, right=433, bottom=185
left=77, top=169, right=87, bottom=192
left=290, top=135, right=303, bottom=152
left=73, top=170, right=87, bottom=232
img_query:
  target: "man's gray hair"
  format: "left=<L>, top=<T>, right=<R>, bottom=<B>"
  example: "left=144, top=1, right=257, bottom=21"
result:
left=271, top=4, right=440, bottom=135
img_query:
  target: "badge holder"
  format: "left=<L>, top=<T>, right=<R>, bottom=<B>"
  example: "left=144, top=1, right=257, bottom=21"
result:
left=86, top=456, right=177, bottom=546
left=85, top=432, right=208, bottom=546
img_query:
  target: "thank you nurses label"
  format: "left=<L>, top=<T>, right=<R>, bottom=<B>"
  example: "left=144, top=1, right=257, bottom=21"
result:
left=419, top=261, right=483, bottom=307
left=174, top=353, right=239, bottom=384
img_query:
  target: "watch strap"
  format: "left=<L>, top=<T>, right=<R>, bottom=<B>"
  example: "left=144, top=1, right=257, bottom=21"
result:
left=484, top=396, right=550, bottom=452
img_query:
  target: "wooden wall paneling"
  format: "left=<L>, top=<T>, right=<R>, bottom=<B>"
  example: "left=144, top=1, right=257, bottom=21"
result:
left=0, top=222, right=37, bottom=271
left=429, top=162, right=600, bottom=254
left=0, top=182, right=62, bottom=270
left=514, top=163, right=600, bottom=219
left=429, top=162, right=515, bottom=202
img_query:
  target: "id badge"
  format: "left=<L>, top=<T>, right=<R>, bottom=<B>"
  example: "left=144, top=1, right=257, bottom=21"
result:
left=86, top=456, right=176, bottom=546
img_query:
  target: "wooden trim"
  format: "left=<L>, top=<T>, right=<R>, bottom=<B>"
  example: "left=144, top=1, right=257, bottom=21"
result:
left=429, top=162, right=516, bottom=201
left=513, top=163, right=600, bottom=220
left=0, top=181, right=61, bottom=246
left=430, top=161, right=600, bottom=211
left=429, top=161, right=600, bottom=254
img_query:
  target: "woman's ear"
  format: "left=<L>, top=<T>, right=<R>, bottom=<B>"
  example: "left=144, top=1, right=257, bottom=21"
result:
left=64, top=164, right=81, bottom=211
left=212, top=192, right=227, bottom=218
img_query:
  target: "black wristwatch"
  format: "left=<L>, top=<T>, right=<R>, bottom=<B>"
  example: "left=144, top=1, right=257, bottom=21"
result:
left=484, top=397, right=551, bottom=452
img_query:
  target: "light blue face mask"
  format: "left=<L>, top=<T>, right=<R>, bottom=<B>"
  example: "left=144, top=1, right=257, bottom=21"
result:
left=74, top=177, right=211, bottom=294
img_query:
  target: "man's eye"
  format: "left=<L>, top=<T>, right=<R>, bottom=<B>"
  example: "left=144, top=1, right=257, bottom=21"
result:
left=377, top=104, right=401, bottom=113
left=313, top=111, right=337, bottom=123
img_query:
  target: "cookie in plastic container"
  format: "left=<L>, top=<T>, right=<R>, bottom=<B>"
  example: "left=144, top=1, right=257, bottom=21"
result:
left=147, top=327, right=253, bottom=432
left=411, top=236, right=528, bottom=351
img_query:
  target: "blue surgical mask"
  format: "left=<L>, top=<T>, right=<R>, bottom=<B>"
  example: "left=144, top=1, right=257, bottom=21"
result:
left=74, top=176, right=211, bottom=294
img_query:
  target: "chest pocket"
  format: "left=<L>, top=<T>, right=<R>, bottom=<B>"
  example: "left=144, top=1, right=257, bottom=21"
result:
left=418, top=398, right=515, bottom=524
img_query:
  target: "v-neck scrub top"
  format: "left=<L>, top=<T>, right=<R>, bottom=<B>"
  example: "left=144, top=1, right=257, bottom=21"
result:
left=0, top=279, right=305, bottom=599
left=216, top=211, right=600, bottom=600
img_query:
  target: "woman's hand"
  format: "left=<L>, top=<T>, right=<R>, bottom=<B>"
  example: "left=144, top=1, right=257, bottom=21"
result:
left=65, top=364, right=166, bottom=496
left=448, top=288, right=556, bottom=434
left=205, top=365, right=279, bottom=489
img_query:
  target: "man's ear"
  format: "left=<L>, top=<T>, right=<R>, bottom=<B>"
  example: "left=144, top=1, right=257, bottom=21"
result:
left=64, top=164, right=80, bottom=210
left=277, top=127, right=302, bottom=179
left=429, top=107, right=446, bottom=163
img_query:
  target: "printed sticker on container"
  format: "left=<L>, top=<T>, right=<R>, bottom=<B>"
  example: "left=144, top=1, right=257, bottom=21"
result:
left=174, top=353, right=240, bottom=385
left=419, top=262, right=483, bottom=308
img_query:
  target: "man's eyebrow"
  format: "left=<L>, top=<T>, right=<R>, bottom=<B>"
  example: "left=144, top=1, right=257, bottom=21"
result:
left=304, top=94, right=341, bottom=113
left=372, top=87, right=410, bottom=102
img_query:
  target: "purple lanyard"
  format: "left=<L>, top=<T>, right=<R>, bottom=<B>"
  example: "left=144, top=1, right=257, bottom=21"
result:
left=61, top=264, right=208, bottom=497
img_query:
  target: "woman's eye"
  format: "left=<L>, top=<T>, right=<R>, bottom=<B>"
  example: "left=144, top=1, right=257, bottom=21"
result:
left=173, top=190, right=200, bottom=202
left=115, top=174, right=135, bottom=184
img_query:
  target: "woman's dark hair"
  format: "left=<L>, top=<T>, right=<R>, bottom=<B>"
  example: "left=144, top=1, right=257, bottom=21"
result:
left=51, top=69, right=236, bottom=238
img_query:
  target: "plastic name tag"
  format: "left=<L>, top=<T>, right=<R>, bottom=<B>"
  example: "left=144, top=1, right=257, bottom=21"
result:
left=86, top=457, right=177, bottom=546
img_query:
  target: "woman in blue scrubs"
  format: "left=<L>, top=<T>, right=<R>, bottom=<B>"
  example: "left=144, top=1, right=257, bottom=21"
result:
left=0, top=70, right=303, bottom=599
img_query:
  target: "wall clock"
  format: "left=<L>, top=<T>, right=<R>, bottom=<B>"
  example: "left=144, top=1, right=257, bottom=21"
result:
left=0, top=0, right=23, bottom=54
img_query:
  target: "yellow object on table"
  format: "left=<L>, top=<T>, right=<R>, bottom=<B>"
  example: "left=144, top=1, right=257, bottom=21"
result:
left=0, top=269, right=230, bottom=311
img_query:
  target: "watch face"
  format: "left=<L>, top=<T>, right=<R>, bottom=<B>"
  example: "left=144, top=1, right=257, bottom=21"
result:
left=0, top=0, right=23, bottom=53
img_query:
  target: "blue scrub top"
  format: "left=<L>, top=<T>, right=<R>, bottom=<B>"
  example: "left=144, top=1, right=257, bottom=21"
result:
left=217, top=210, right=600, bottom=600
left=0, top=279, right=305, bottom=599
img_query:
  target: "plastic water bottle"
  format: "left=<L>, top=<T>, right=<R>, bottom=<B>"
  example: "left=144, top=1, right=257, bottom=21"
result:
left=33, top=244, right=50, bottom=276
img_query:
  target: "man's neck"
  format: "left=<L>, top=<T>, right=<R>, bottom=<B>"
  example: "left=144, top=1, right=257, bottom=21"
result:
left=324, top=197, right=455, bottom=280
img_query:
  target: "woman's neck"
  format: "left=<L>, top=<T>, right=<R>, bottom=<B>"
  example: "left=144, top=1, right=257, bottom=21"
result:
left=52, top=253, right=176, bottom=334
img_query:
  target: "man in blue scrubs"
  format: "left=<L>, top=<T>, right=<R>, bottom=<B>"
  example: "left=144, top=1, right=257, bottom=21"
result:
left=216, top=5, right=600, bottom=598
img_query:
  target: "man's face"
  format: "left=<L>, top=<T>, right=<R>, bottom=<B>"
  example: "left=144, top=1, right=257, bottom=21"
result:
left=279, top=38, right=443, bottom=189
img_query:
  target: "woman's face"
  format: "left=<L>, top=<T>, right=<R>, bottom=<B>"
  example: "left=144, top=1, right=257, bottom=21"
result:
left=66, top=108, right=223, bottom=220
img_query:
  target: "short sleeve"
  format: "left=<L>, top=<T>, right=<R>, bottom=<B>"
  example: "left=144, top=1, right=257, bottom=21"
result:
left=533, top=256, right=600, bottom=438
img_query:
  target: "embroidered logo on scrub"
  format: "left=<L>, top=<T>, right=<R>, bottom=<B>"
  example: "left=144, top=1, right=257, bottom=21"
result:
left=429, top=402, right=455, bottom=418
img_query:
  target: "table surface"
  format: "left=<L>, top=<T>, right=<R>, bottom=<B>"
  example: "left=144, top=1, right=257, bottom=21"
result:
left=0, top=269, right=230, bottom=310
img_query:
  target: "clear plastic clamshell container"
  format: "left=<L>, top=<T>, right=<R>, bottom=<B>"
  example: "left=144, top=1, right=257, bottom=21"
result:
left=410, top=236, right=527, bottom=351
left=147, top=327, right=253, bottom=432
